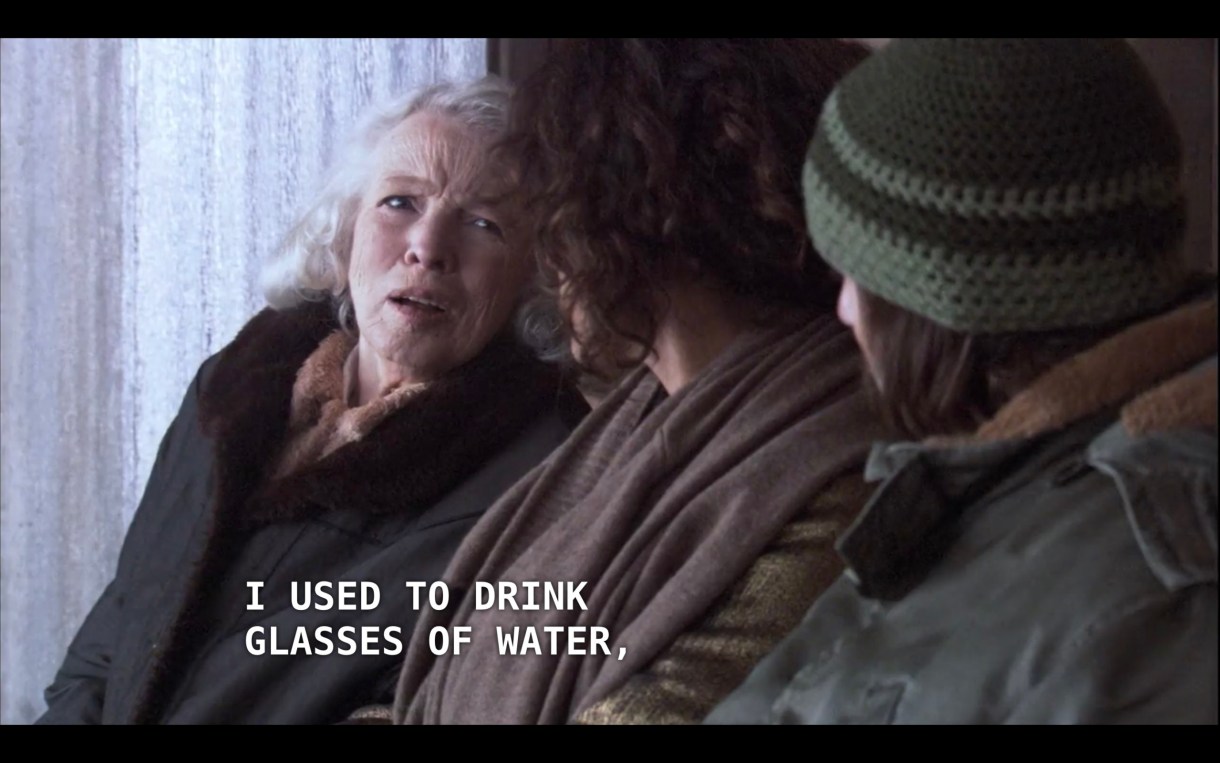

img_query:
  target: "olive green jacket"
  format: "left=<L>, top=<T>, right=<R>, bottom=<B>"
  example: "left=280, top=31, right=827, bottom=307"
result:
left=708, top=299, right=1217, bottom=724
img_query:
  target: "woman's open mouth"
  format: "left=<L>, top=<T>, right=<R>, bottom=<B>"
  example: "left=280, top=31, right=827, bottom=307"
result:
left=389, top=294, right=446, bottom=313
left=386, top=290, right=452, bottom=325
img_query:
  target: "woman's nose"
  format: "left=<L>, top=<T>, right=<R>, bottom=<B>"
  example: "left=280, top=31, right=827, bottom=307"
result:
left=405, top=212, right=457, bottom=272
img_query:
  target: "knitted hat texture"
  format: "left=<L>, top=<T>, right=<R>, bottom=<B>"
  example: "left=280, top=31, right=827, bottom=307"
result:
left=803, top=38, right=1189, bottom=333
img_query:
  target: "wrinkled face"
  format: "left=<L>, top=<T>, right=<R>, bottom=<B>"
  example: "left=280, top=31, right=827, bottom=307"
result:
left=348, top=111, right=529, bottom=383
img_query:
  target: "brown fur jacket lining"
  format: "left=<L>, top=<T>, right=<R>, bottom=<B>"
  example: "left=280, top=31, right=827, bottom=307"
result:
left=960, top=297, right=1217, bottom=446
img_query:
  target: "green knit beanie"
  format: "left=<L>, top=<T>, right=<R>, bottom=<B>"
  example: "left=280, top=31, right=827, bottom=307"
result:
left=803, top=38, right=1189, bottom=333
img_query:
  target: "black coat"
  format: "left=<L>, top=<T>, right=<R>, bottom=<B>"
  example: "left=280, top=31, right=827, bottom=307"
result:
left=37, top=303, right=585, bottom=724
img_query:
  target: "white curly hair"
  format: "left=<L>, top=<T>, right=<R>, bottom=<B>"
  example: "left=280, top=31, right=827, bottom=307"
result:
left=259, top=76, right=563, bottom=360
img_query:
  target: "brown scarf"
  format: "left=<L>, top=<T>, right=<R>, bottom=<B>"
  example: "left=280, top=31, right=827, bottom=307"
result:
left=393, top=313, right=886, bottom=723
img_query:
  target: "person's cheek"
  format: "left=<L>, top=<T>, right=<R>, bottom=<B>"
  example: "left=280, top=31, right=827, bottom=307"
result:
left=837, top=277, right=859, bottom=329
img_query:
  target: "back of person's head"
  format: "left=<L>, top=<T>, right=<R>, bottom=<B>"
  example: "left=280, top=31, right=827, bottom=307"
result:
left=803, top=38, right=1201, bottom=437
left=505, top=38, right=870, bottom=371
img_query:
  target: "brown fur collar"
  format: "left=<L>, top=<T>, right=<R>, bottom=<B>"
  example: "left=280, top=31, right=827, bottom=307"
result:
left=198, top=301, right=570, bottom=526
left=959, top=298, right=1217, bottom=445
left=242, top=335, right=567, bottom=525
left=270, top=330, right=423, bottom=479
left=1123, top=363, right=1217, bottom=437
left=134, top=300, right=576, bottom=722
left=279, top=329, right=429, bottom=451
left=284, top=328, right=360, bottom=432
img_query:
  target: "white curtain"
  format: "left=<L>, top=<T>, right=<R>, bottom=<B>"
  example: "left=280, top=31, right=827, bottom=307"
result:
left=0, top=37, right=486, bottom=724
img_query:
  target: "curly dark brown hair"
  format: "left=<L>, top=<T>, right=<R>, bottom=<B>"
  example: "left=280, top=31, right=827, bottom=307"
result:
left=502, top=38, right=871, bottom=373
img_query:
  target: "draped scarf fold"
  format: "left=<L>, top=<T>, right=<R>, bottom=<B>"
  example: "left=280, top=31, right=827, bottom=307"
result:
left=393, top=313, right=884, bottom=724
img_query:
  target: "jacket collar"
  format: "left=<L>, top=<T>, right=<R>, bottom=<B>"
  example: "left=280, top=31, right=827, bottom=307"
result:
left=199, top=302, right=570, bottom=526
left=937, top=297, right=1216, bottom=446
left=838, top=297, right=1217, bottom=601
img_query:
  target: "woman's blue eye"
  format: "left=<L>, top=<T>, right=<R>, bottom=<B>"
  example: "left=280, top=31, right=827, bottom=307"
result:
left=381, top=195, right=419, bottom=212
left=472, top=218, right=503, bottom=237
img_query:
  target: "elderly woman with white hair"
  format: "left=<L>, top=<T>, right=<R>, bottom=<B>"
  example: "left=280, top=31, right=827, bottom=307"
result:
left=37, top=77, right=585, bottom=725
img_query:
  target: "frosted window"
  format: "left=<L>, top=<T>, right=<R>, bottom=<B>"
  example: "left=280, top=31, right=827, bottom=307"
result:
left=1, top=37, right=486, bottom=723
